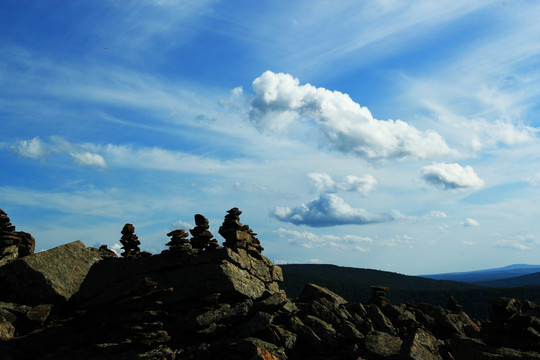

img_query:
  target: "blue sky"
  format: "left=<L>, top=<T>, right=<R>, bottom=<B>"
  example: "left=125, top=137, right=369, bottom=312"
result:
left=2, top=0, right=540, bottom=275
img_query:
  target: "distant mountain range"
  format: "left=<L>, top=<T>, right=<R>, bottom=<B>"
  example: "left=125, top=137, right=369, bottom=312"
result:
left=420, top=264, right=540, bottom=286
left=280, top=263, right=540, bottom=319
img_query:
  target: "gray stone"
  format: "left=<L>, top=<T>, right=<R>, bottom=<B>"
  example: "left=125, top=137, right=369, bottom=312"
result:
left=402, top=328, right=443, bottom=360
left=364, top=331, right=403, bottom=358
left=0, top=241, right=103, bottom=305
left=0, top=314, right=15, bottom=341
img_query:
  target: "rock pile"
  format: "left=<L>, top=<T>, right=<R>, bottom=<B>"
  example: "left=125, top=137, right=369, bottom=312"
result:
left=369, top=285, right=390, bottom=307
left=0, top=209, right=35, bottom=267
left=189, top=214, right=220, bottom=252
left=119, top=223, right=150, bottom=258
left=165, top=229, right=191, bottom=253
left=4, top=208, right=540, bottom=359
left=219, top=207, right=264, bottom=253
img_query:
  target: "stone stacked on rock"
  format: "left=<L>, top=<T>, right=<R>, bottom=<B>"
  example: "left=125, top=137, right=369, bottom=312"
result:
left=120, top=223, right=142, bottom=258
left=219, top=208, right=263, bottom=253
left=0, top=209, right=19, bottom=267
left=447, top=296, right=463, bottom=311
left=165, top=229, right=191, bottom=253
left=369, top=286, right=390, bottom=307
left=0, top=209, right=35, bottom=267
left=190, top=214, right=220, bottom=252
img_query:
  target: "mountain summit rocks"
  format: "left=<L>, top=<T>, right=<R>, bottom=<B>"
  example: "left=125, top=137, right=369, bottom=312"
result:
left=0, top=209, right=35, bottom=267
left=2, top=207, right=540, bottom=359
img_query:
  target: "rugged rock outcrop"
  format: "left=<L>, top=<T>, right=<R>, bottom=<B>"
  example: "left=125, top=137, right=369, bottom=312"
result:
left=0, top=209, right=35, bottom=267
left=0, top=241, right=104, bottom=305
left=2, top=207, right=540, bottom=359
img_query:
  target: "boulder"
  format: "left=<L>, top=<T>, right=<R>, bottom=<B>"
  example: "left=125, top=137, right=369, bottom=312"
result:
left=364, top=331, right=403, bottom=358
left=0, top=314, right=15, bottom=341
left=0, top=241, right=103, bottom=305
left=73, top=246, right=282, bottom=308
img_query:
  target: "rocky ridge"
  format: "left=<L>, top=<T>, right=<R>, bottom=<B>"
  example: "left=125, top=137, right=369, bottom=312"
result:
left=1, top=208, right=540, bottom=359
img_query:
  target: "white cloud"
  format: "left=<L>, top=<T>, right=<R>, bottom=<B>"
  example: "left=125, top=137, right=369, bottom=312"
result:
left=170, top=219, right=193, bottom=230
left=461, top=218, right=480, bottom=227
left=309, top=258, right=322, bottom=264
left=307, top=172, right=377, bottom=195
left=379, top=234, right=415, bottom=248
left=11, top=136, right=106, bottom=168
left=337, top=175, right=377, bottom=194
left=307, top=172, right=336, bottom=193
left=271, top=193, right=396, bottom=227
left=12, top=137, right=47, bottom=159
left=250, top=71, right=453, bottom=160
left=494, top=234, right=537, bottom=251
left=421, top=162, right=484, bottom=190
left=70, top=151, right=107, bottom=168
left=8, top=136, right=259, bottom=175
left=526, top=173, right=540, bottom=186
left=427, top=210, right=448, bottom=219
left=274, top=228, right=373, bottom=251
left=110, top=243, right=122, bottom=256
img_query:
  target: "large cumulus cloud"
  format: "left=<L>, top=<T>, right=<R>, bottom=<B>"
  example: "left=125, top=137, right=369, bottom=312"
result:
left=250, top=71, right=453, bottom=160
left=271, top=193, right=397, bottom=227
left=421, top=162, right=484, bottom=190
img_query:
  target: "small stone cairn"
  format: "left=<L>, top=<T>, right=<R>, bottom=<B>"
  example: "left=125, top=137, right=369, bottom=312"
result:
left=0, top=209, right=18, bottom=248
left=165, top=229, right=191, bottom=253
left=189, top=214, right=220, bottom=252
left=369, top=285, right=390, bottom=307
left=447, top=295, right=463, bottom=311
left=0, top=209, right=35, bottom=266
left=218, top=208, right=264, bottom=253
left=120, top=224, right=143, bottom=258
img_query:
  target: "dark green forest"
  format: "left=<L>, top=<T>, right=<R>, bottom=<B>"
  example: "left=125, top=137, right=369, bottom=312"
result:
left=280, top=264, right=540, bottom=319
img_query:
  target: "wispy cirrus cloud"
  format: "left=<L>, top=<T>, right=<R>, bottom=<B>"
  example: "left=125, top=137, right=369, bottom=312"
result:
left=7, top=136, right=260, bottom=174
left=274, top=227, right=372, bottom=251
left=494, top=234, right=537, bottom=251
left=11, top=136, right=107, bottom=168
left=219, top=1, right=491, bottom=78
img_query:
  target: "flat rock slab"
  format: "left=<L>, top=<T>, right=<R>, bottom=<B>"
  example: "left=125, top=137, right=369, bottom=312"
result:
left=0, top=241, right=103, bottom=305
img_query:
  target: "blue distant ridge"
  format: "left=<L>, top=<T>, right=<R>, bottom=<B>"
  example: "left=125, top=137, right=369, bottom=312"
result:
left=420, top=264, right=540, bottom=283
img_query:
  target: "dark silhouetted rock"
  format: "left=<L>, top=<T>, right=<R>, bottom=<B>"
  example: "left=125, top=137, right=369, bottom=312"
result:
left=219, top=208, right=264, bottom=253
left=120, top=223, right=142, bottom=258
left=165, top=229, right=191, bottom=253
left=0, top=209, right=35, bottom=267
left=190, top=214, right=220, bottom=252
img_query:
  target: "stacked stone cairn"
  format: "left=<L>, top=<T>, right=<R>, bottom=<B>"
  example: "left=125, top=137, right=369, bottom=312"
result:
left=218, top=207, right=264, bottom=253
left=0, top=209, right=35, bottom=266
left=120, top=223, right=142, bottom=258
left=189, top=214, right=220, bottom=252
left=165, top=229, right=191, bottom=253
left=369, top=285, right=390, bottom=307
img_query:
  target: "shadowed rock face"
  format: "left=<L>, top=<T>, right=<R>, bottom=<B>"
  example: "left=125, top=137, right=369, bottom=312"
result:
left=0, top=209, right=35, bottom=267
left=0, top=241, right=103, bottom=306
left=2, top=209, right=540, bottom=359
